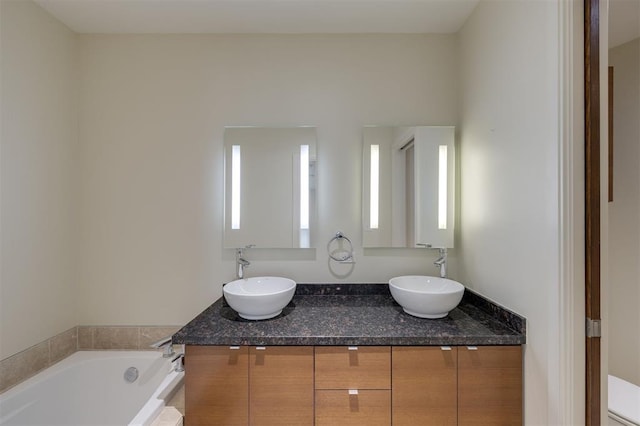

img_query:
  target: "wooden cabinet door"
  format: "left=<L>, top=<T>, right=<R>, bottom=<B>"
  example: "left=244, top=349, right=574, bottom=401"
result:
left=315, top=346, right=390, bottom=390
left=249, top=346, right=314, bottom=426
left=185, top=345, right=248, bottom=426
left=315, top=390, right=391, bottom=426
left=458, top=345, right=523, bottom=426
left=392, top=346, right=457, bottom=426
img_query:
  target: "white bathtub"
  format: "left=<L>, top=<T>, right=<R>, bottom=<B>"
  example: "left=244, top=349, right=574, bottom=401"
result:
left=0, top=351, right=184, bottom=426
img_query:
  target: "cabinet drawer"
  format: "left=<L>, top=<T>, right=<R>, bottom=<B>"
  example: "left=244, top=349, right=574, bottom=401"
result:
left=315, top=346, right=390, bottom=390
left=315, top=390, right=391, bottom=426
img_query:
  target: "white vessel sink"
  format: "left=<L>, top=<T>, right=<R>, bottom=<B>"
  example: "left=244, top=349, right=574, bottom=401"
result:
left=389, top=275, right=464, bottom=319
left=223, top=276, right=296, bottom=320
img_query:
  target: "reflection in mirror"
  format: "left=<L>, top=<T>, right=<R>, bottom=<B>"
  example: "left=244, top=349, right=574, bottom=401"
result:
left=224, top=127, right=317, bottom=249
left=362, top=126, right=455, bottom=248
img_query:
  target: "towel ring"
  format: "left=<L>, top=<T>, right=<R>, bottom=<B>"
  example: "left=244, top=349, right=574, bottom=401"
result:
left=327, top=231, right=355, bottom=263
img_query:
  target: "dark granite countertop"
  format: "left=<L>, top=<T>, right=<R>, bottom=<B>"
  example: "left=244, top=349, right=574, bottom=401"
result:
left=172, top=284, right=526, bottom=346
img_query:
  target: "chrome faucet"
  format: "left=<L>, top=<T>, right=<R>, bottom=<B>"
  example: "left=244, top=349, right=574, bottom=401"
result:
left=434, top=248, right=447, bottom=278
left=236, top=245, right=254, bottom=279
left=149, top=336, right=175, bottom=358
left=171, top=352, right=185, bottom=372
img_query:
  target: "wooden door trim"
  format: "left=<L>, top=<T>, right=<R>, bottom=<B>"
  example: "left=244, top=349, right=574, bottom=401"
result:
left=584, top=0, right=601, bottom=424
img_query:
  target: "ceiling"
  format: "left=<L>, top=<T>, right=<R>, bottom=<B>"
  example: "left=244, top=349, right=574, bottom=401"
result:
left=32, top=0, right=640, bottom=46
left=33, top=0, right=480, bottom=34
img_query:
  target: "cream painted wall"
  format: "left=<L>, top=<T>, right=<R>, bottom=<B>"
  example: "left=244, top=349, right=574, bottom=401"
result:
left=77, top=34, right=458, bottom=326
left=608, top=37, right=640, bottom=386
left=0, top=0, right=79, bottom=359
left=0, top=4, right=590, bottom=420
left=457, top=1, right=561, bottom=424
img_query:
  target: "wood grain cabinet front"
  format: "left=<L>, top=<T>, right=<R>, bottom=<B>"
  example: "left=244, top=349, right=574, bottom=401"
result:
left=314, top=346, right=391, bottom=390
left=315, top=346, right=391, bottom=426
left=458, top=345, right=523, bottom=426
left=249, top=346, right=314, bottom=426
left=184, top=344, right=522, bottom=426
left=185, top=345, right=249, bottom=426
left=184, top=346, right=313, bottom=426
left=391, top=345, right=522, bottom=426
left=315, top=389, right=391, bottom=426
left=392, top=346, right=458, bottom=426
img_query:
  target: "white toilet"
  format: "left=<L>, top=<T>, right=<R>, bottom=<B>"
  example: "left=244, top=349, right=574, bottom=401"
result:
left=609, top=375, right=640, bottom=426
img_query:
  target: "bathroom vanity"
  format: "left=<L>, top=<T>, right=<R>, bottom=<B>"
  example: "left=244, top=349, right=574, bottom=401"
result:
left=173, top=284, right=526, bottom=426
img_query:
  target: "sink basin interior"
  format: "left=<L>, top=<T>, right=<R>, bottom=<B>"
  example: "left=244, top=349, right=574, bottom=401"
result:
left=223, top=276, right=296, bottom=320
left=389, top=275, right=464, bottom=319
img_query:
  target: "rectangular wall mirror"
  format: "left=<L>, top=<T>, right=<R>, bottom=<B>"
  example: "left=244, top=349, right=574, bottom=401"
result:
left=224, top=126, right=317, bottom=249
left=362, top=126, right=455, bottom=248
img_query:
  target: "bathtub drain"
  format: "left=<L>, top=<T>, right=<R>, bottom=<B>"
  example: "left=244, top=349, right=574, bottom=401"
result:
left=124, top=366, right=139, bottom=383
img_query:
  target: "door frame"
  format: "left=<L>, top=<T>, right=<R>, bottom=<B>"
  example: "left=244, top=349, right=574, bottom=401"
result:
left=584, top=0, right=602, bottom=424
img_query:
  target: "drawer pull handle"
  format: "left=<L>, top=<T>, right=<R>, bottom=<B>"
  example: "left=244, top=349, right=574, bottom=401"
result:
left=348, top=346, right=358, bottom=351
left=348, top=389, right=359, bottom=395
left=256, top=346, right=266, bottom=351
left=441, top=346, right=452, bottom=351
left=229, top=346, right=240, bottom=350
left=467, top=346, right=478, bottom=351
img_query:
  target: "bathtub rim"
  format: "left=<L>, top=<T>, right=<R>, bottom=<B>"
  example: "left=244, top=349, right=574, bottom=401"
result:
left=1, top=351, right=159, bottom=395
left=608, top=374, right=640, bottom=426
left=0, top=350, right=184, bottom=426
left=130, top=360, right=184, bottom=426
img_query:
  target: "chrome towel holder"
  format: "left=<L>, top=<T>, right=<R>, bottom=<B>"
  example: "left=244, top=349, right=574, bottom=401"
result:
left=327, top=231, right=355, bottom=264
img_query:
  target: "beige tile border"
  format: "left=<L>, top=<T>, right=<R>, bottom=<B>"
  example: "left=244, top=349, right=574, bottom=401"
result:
left=78, top=326, right=181, bottom=350
left=0, top=327, right=77, bottom=393
left=50, top=327, right=78, bottom=363
left=0, top=325, right=182, bottom=394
